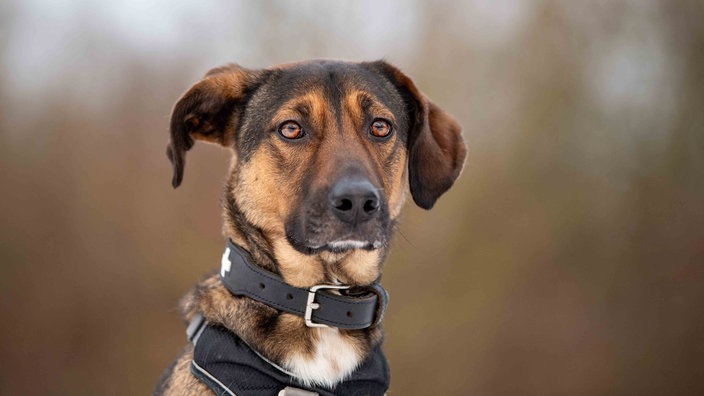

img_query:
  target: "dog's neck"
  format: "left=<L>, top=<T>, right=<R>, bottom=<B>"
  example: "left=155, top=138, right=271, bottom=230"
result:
left=178, top=183, right=385, bottom=387
left=222, top=190, right=279, bottom=273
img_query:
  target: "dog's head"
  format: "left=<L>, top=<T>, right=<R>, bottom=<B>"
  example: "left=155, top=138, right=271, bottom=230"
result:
left=168, top=60, right=466, bottom=286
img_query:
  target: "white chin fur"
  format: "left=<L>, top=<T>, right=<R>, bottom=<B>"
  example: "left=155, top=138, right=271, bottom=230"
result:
left=283, top=328, right=362, bottom=388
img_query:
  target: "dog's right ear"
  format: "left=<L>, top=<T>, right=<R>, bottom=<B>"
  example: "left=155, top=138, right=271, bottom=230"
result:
left=167, top=64, right=265, bottom=188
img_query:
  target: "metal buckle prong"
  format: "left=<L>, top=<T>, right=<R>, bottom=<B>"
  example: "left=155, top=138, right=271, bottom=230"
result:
left=304, top=284, right=350, bottom=328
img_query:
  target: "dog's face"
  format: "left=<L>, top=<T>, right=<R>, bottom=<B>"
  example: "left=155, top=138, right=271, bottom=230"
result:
left=167, top=60, right=466, bottom=286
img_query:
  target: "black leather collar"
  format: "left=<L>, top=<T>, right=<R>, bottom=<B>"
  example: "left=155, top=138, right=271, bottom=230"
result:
left=220, top=239, right=388, bottom=330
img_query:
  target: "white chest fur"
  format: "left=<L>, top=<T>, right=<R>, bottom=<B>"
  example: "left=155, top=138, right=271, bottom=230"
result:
left=283, top=327, right=362, bottom=388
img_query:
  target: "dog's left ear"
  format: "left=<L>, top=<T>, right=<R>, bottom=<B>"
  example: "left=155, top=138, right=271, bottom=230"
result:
left=370, top=61, right=467, bottom=209
left=167, top=64, right=265, bottom=188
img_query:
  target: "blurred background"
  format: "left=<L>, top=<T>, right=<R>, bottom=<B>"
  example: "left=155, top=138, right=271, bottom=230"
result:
left=1, top=0, right=703, bottom=395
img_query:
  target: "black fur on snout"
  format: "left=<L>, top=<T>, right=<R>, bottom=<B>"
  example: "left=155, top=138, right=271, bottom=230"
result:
left=285, top=172, right=390, bottom=255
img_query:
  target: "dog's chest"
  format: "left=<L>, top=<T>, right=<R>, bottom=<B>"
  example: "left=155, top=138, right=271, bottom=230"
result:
left=283, top=328, right=362, bottom=388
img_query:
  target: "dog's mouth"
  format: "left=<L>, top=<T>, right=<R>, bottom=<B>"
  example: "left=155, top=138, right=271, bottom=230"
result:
left=309, top=239, right=383, bottom=253
left=286, top=235, right=385, bottom=255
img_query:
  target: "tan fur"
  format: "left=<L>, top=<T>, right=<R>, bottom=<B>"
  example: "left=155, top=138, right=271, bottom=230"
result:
left=273, top=238, right=326, bottom=287
left=234, top=149, right=290, bottom=234
left=272, top=90, right=331, bottom=130
left=334, top=249, right=383, bottom=286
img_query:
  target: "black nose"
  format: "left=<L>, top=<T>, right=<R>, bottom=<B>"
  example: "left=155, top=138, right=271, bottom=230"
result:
left=329, top=177, right=381, bottom=225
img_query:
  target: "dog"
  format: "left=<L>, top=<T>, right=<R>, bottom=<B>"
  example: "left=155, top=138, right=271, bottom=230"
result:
left=154, top=60, right=466, bottom=395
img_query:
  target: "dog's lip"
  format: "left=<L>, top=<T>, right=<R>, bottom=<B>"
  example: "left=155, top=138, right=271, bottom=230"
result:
left=308, top=239, right=382, bottom=252
left=285, top=230, right=385, bottom=255
left=328, top=240, right=372, bottom=249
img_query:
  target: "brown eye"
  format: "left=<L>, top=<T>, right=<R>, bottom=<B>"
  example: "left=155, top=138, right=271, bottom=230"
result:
left=278, top=121, right=303, bottom=139
left=370, top=119, right=392, bottom=138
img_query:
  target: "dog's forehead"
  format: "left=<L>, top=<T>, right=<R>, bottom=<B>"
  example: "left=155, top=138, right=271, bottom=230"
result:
left=272, top=60, right=383, bottom=86
left=260, top=60, right=404, bottom=111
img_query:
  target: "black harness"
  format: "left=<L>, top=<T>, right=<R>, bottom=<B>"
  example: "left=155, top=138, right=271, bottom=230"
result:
left=187, top=240, right=391, bottom=396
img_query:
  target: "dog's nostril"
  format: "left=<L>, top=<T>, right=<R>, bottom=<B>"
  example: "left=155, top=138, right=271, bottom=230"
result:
left=363, top=199, right=378, bottom=213
left=336, top=198, right=353, bottom=211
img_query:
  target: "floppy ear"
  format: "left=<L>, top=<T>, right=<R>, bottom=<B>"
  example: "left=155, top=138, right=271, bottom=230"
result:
left=167, top=64, right=265, bottom=188
left=373, top=62, right=467, bottom=209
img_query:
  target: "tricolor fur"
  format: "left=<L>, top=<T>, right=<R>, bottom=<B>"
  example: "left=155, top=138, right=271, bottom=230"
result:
left=155, top=59, right=466, bottom=394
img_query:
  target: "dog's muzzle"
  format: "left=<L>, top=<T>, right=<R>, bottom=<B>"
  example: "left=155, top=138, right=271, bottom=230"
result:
left=329, top=176, right=381, bottom=225
left=285, top=172, right=390, bottom=254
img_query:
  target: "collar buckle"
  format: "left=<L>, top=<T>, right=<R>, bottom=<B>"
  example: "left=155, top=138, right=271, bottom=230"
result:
left=304, top=284, right=350, bottom=328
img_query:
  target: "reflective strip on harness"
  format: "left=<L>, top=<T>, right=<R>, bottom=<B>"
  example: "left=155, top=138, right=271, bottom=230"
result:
left=191, top=359, right=238, bottom=396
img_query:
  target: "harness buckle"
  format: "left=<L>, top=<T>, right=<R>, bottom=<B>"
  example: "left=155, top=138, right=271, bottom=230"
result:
left=304, top=284, right=350, bottom=328
left=186, top=313, right=207, bottom=344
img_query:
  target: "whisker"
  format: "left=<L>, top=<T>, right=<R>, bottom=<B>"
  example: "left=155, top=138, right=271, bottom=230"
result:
left=397, top=229, right=415, bottom=248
